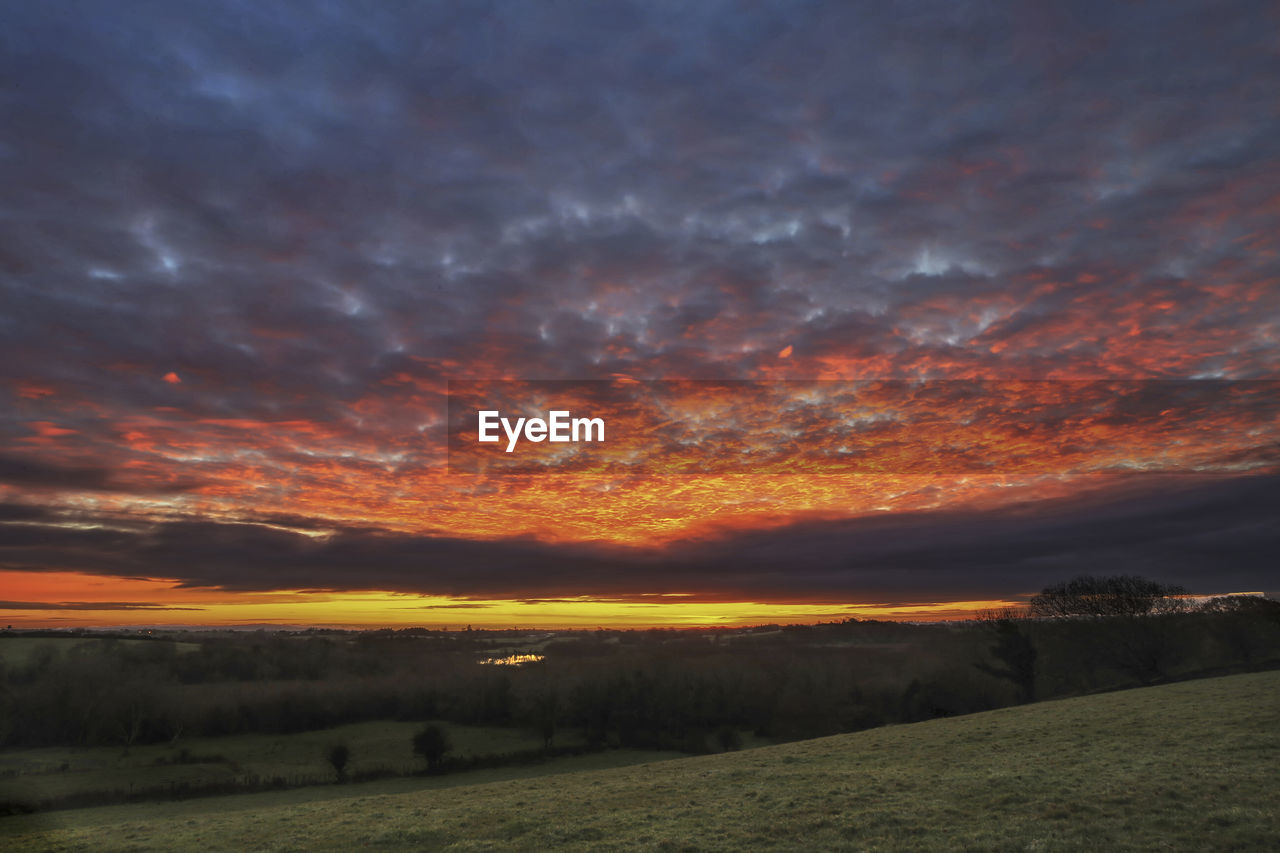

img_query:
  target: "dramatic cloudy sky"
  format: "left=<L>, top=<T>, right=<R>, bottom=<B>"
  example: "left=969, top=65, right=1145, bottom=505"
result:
left=2, top=1, right=1277, bottom=626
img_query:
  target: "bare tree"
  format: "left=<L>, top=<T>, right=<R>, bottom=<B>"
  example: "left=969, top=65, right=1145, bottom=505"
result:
left=1029, top=576, right=1193, bottom=684
left=1029, top=575, right=1188, bottom=619
left=109, top=680, right=158, bottom=755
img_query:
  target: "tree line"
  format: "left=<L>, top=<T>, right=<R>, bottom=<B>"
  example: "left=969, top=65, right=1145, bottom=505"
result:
left=0, top=576, right=1276, bottom=754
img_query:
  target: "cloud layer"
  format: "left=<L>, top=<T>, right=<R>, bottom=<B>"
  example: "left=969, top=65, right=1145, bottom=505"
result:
left=0, top=472, right=1275, bottom=604
left=1, top=1, right=1278, bottom=613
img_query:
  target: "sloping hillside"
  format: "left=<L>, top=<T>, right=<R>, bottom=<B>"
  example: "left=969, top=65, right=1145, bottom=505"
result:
left=5, top=671, right=1278, bottom=851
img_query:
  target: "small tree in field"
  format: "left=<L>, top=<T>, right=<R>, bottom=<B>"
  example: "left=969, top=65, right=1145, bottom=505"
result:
left=325, top=742, right=350, bottom=778
left=412, top=724, right=451, bottom=771
left=327, top=743, right=350, bottom=782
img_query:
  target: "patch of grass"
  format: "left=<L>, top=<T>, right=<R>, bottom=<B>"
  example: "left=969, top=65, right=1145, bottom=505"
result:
left=3, top=672, right=1278, bottom=851
left=0, top=720, right=587, bottom=807
left=0, top=637, right=197, bottom=667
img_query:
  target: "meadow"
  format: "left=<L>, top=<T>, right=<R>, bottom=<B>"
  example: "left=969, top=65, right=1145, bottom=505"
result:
left=0, top=637, right=199, bottom=667
left=0, top=718, right=594, bottom=810
left=3, top=670, right=1276, bottom=851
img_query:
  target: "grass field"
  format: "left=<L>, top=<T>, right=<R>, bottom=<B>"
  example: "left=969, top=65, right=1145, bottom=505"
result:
left=0, top=719, right=592, bottom=807
left=0, top=637, right=200, bottom=666
left=3, top=671, right=1277, bottom=851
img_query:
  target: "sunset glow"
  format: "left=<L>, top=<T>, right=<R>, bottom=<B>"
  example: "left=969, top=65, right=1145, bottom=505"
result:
left=2, top=1, right=1277, bottom=628
left=0, top=569, right=1022, bottom=629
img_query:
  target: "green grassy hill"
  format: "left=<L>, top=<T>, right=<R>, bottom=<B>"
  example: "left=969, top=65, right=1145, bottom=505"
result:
left=4, top=671, right=1278, bottom=851
left=0, top=718, right=604, bottom=808
left=0, top=637, right=199, bottom=667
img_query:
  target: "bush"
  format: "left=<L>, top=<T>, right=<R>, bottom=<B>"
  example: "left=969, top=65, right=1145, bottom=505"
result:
left=326, top=743, right=350, bottom=782
left=412, top=724, right=451, bottom=770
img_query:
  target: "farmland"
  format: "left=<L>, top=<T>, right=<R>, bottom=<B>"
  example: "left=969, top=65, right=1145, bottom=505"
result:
left=3, top=671, right=1276, bottom=851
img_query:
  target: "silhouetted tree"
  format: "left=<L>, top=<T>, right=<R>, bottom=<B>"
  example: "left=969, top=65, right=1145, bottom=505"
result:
left=1030, top=575, right=1188, bottom=619
left=113, top=688, right=150, bottom=754
left=327, top=743, right=350, bottom=782
left=1029, top=577, right=1192, bottom=684
left=412, top=724, right=451, bottom=770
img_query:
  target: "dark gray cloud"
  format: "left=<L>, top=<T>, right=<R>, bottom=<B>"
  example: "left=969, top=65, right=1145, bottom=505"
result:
left=0, top=454, right=112, bottom=490
left=2, top=474, right=1275, bottom=602
left=0, top=503, right=54, bottom=523
left=3, top=0, right=1278, bottom=419
left=0, top=454, right=205, bottom=494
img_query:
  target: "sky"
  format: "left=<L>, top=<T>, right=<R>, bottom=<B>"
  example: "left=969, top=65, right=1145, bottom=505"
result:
left=1, top=0, right=1278, bottom=628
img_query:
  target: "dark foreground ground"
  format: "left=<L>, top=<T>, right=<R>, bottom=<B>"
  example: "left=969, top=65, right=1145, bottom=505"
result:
left=4, top=670, right=1277, bottom=851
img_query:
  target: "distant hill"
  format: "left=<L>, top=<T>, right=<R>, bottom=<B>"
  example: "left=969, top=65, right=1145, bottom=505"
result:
left=6, top=671, right=1278, bottom=851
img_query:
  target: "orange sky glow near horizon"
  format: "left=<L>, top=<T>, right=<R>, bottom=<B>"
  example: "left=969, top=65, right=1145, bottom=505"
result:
left=0, top=569, right=1025, bottom=629
left=4, top=0, right=1280, bottom=632
left=3, top=378, right=1276, bottom=629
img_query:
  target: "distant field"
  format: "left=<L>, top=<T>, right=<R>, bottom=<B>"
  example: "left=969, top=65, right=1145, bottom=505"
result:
left=0, top=637, right=199, bottom=666
left=3, top=671, right=1276, bottom=851
left=0, top=719, right=589, bottom=807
